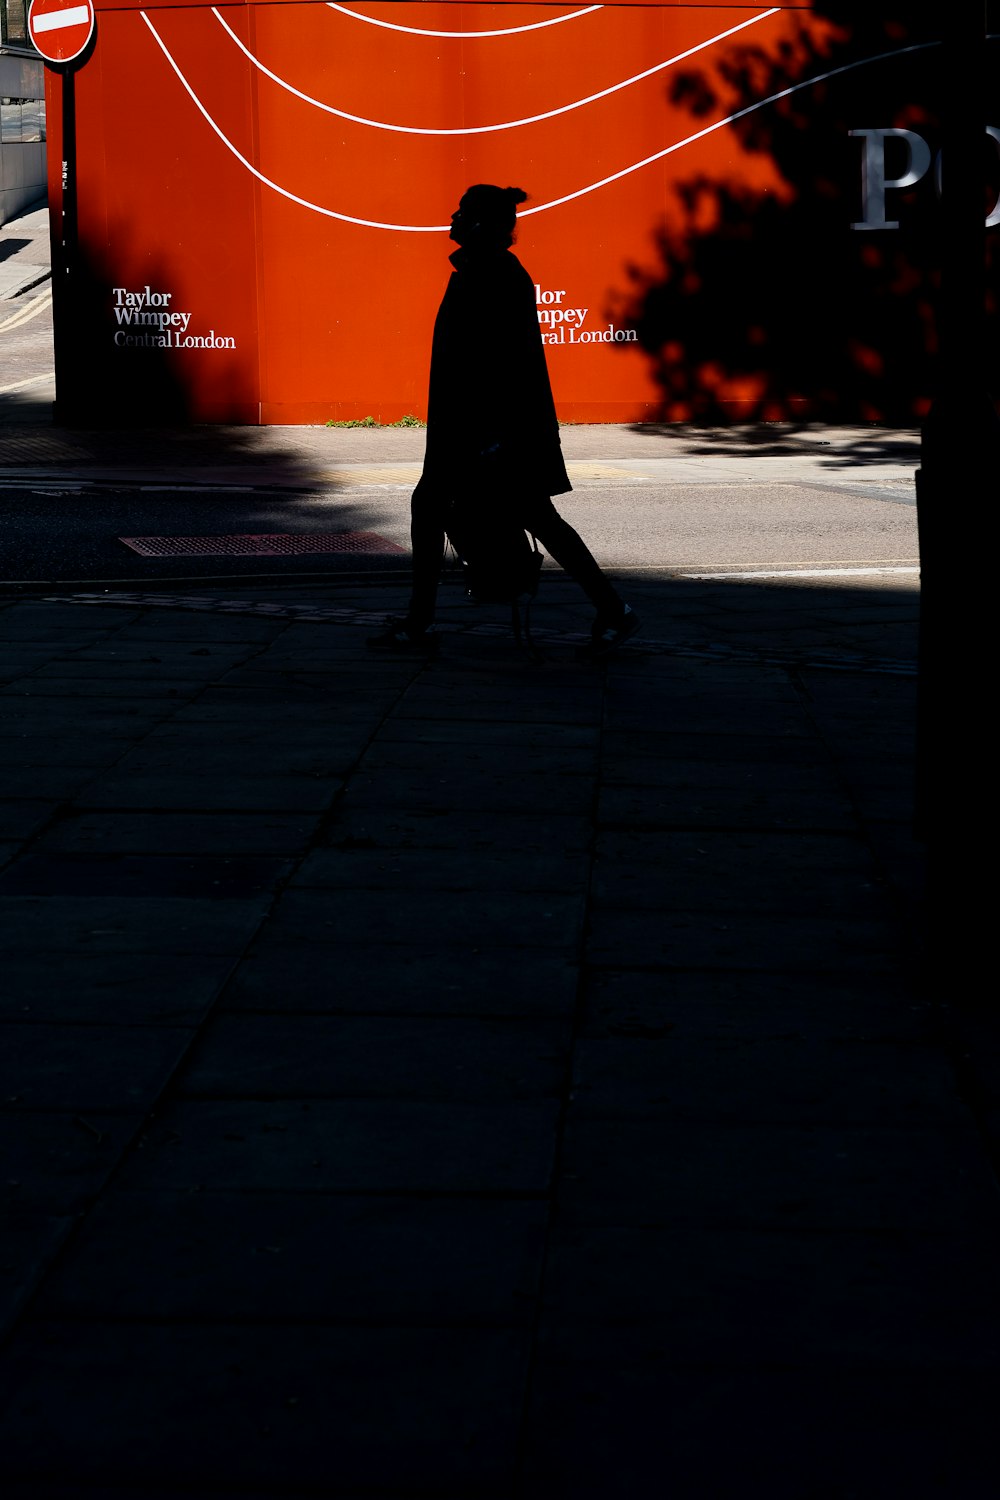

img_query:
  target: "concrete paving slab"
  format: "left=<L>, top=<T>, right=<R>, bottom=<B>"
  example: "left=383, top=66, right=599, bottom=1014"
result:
left=603, top=671, right=805, bottom=704
left=75, top=773, right=343, bottom=812
left=592, top=830, right=885, bottom=915
left=0, top=952, right=234, bottom=1025
left=0, top=1112, right=138, bottom=1214
left=1, top=647, right=86, bottom=675
left=0, top=638, right=115, bottom=665
left=808, top=722, right=917, bottom=760
left=290, top=846, right=587, bottom=893
left=176, top=1015, right=569, bottom=1101
left=231, top=646, right=408, bottom=673
left=374, top=716, right=599, bottom=750
left=0, top=1025, right=191, bottom=1112
left=0, top=458, right=968, bottom=1487
left=0, top=766, right=106, bottom=799
left=0, top=266, right=48, bottom=298
left=0, top=738, right=138, bottom=769
left=116, top=1099, right=559, bottom=1194
left=102, top=737, right=357, bottom=779
left=4, top=1489, right=312, bottom=1500
left=600, top=726, right=823, bottom=763
left=603, top=699, right=811, bottom=736
left=569, top=1035, right=967, bottom=1125
left=324, top=807, right=592, bottom=853
left=261, top=888, right=585, bottom=950
left=522, top=1341, right=995, bottom=1499
left=0, top=1323, right=528, bottom=1492
left=851, top=782, right=921, bottom=824
left=597, top=783, right=857, bottom=831
left=170, top=688, right=395, bottom=720
left=581, top=969, right=933, bottom=1041
left=391, top=692, right=601, bottom=727
left=51, top=644, right=260, bottom=671
left=585, top=908, right=900, bottom=971
left=557, top=1120, right=1000, bottom=1230
left=864, top=824, right=927, bottom=905
left=0, top=801, right=58, bottom=839
left=2, top=675, right=210, bottom=699
left=0, top=896, right=269, bottom=955
left=342, top=768, right=596, bottom=815
left=358, top=740, right=598, bottom=776
left=0, top=853, right=292, bottom=898
left=600, top=754, right=841, bottom=791
left=0, top=605, right=139, bottom=632
left=220, top=680, right=413, bottom=722
left=539, top=1224, right=1000, bottom=1365
left=0, top=1213, right=77, bottom=1338
left=221, top=942, right=580, bottom=1017
left=0, top=699, right=175, bottom=730
left=32, top=810, right=321, bottom=856
left=139, top=720, right=377, bottom=756
left=37, top=1191, right=547, bottom=1325
left=89, top=617, right=288, bottom=644
left=817, top=752, right=916, bottom=792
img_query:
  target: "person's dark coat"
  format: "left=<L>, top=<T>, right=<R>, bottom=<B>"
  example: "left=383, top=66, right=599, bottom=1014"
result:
left=421, top=245, right=571, bottom=496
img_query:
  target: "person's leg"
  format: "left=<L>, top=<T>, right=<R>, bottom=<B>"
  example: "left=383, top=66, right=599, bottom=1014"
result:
left=369, top=478, right=448, bottom=649
left=518, top=493, right=625, bottom=619
left=406, top=477, right=449, bottom=631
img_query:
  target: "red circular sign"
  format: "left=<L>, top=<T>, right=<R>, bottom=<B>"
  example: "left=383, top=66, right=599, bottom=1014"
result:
left=28, top=0, right=95, bottom=65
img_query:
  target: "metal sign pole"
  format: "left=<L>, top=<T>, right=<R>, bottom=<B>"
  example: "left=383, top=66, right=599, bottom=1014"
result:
left=52, top=66, right=77, bottom=420
left=29, top=0, right=95, bottom=421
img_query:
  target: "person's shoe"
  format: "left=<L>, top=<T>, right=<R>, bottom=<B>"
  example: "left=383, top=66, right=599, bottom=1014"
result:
left=367, top=617, right=438, bottom=653
left=579, top=604, right=641, bottom=660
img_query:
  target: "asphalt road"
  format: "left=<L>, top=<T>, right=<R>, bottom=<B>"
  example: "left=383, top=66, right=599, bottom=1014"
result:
left=0, top=469, right=919, bottom=587
left=0, top=225, right=920, bottom=588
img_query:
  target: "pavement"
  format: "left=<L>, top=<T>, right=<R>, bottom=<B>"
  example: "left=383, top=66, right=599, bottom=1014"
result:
left=1, top=202, right=999, bottom=1498
left=0, top=200, right=49, bottom=302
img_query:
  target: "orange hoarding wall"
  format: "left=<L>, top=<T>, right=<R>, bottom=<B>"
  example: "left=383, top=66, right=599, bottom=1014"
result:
left=47, top=5, right=997, bottom=425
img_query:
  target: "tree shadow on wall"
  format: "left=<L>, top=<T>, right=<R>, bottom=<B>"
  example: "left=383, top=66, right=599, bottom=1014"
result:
left=616, top=8, right=1000, bottom=424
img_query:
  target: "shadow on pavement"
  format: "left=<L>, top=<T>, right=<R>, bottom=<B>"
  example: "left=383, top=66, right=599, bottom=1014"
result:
left=625, top=422, right=922, bottom=467
left=0, top=554, right=993, bottom=1498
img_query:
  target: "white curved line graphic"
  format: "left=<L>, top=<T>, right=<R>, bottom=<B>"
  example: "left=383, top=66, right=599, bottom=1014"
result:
left=215, top=6, right=779, bottom=137
left=141, top=12, right=447, bottom=229
left=327, top=3, right=602, bottom=39
left=518, top=39, right=939, bottom=220
left=141, top=14, right=939, bottom=234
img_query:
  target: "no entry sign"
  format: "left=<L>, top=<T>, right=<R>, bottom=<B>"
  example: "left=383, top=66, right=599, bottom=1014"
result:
left=28, top=0, right=95, bottom=65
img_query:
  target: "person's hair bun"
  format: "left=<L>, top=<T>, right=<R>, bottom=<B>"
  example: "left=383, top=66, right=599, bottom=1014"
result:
left=505, top=187, right=528, bottom=207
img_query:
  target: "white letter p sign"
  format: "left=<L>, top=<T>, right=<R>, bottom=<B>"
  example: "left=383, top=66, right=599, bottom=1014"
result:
left=850, top=128, right=932, bottom=230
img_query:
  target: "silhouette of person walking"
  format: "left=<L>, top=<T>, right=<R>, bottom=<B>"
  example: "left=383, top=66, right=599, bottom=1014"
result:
left=371, top=184, right=639, bottom=653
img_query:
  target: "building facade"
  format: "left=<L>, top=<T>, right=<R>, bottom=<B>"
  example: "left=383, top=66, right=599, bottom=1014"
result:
left=41, top=3, right=999, bottom=424
left=1, top=1, right=45, bottom=227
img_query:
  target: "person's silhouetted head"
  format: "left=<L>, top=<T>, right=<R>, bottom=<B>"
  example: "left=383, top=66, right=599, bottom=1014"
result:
left=450, top=185, right=527, bottom=250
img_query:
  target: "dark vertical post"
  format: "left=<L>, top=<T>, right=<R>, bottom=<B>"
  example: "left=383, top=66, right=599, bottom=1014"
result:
left=915, top=5, right=997, bottom=1002
left=52, top=67, right=78, bottom=422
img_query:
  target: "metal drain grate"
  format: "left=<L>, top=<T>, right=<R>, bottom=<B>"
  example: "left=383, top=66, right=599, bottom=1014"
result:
left=0, top=436, right=94, bottom=462
left=118, top=532, right=406, bottom=557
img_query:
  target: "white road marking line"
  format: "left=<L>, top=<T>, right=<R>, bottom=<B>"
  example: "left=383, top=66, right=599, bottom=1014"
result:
left=0, top=290, right=53, bottom=333
left=682, top=566, right=920, bottom=580
left=32, top=5, right=91, bottom=32
left=0, top=371, right=53, bottom=393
